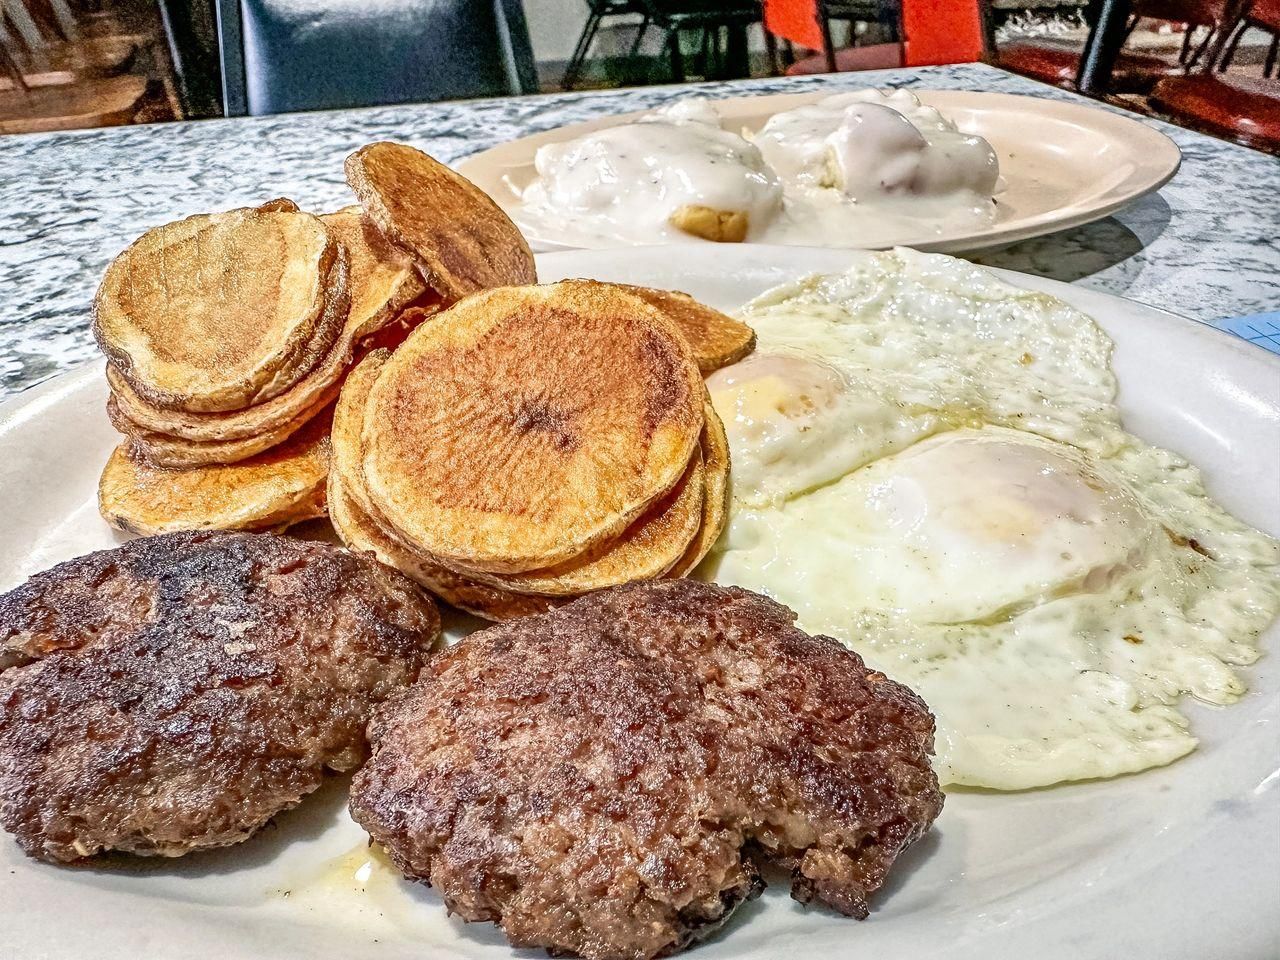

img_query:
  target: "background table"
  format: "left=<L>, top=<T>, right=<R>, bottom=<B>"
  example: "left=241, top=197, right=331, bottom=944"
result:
left=0, top=63, right=1277, bottom=401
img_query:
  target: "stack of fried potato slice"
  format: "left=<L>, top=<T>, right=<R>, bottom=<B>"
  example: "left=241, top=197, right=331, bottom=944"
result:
left=96, top=142, right=536, bottom=535
left=328, top=279, right=743, bottom=621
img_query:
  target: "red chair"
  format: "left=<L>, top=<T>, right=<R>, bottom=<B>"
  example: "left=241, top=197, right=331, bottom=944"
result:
left=1152, top=0, right=1280, bottom=152
left=1216, top=0, right=1280, bottom=75
left=764, top=0, right=985, bottom=74
left=996, top=41, right=1180, bottom=93
left=997, top=0, right=1234, bottom=94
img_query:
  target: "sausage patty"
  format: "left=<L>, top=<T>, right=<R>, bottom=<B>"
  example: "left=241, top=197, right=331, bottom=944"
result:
left=0, top=530, right=440, bottom=862
left=350, top=579, right=942, bottom=960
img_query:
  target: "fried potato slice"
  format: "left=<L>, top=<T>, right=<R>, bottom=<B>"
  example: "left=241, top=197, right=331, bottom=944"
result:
left=615, top=285, right=756, bottom=373
left=329, top=351, right=555, bottom=621
left=103, top=213, right=435, bottom=445
left=94, top=206, right=346, bottom=413
left=361, top=280, right=705, bottom=575
left=108, top=391, right=337, bottom=468
left=330, top=350, right=393, bottom=520
left=320, top=206, right=428, bottom=341
left=474, top=448, right=704, bottom=597
left=669, top=204, right=749, bottom=243
left=667, top=400, right=730, bottom=579
left=345, top=141, right=536, bottom=300
left=329, top=470, right=557, bottom=622
left=257, top=197, right=300, bottom=213
left=98, top=413, right=330, bottom=535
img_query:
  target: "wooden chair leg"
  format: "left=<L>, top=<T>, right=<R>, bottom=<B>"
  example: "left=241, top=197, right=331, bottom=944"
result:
left=2, top=0, right=46, bottom=51
left=0, top=28, right=29, bottom=89
left=1185, top=24, right=1217, bottom=68
left=819, top=0, right=837, bottom=72
left=45, top=0, right=78, bottom=40
left=762, top=22, right=778, bottom=74
left=624, top=15, right=648, bottom=83
left=562, top=10, right=601, bottom=90
left=1216, top=18, right=1247, bottom=71
left=666, top=28, right=684, bottom=82
left=627, top=15, right=648, bottom=57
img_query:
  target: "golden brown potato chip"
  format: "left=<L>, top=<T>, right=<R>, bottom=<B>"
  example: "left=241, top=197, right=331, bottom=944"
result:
left=669, top=204, right=749, bottom=243
left=320, top=206, right=427, bottom=340
left=330, top=349, right=392, bottom=519
left=361, top=280, right=705, bottom=575
left=667, top=400, right=730, bottom=579
left=98, top=414, right=330, bottom=536
left=256, top=197, right=301, bottom=213
left=94, top=206, right=346, bottom=412
left=329, top=352, right=556, bottom=621
left=616, top=285, right=756, bottom=373
left=329, top=469, right=557, bottom=622
left=345, top=141, right=536, bottom=300
left=474, top=448, right=704, bottom=597
left=108, top=391, right=336, bottom=468
left=103, top=215, right=435, bottom=445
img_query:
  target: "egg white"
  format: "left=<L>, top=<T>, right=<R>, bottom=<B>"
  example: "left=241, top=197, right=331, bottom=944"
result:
left=703, top=249, right=1280, bottom=790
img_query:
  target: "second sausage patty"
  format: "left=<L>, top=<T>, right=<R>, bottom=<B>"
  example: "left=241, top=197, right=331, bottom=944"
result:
left=350, top=579, right=942, bottom=960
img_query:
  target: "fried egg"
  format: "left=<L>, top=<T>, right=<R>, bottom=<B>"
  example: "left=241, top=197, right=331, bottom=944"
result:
left=704, top=249, right=1280, bottom=790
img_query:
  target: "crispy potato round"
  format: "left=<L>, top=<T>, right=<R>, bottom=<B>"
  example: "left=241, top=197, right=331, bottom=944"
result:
left=108, top=391, right=337, bottom=468
left=475, top=449, right=704, bottom=597
left=330, top=471, right=558, bottom=622
left=94, top=206, right=345, bottom=413
left=361, top=281, right=705, bottom=574
left=330, top=350, right=392, bottom=518
left=320, top=206, right=427, bottom=340
left=345, top=141, right=536, bottom=300
left=103, top=212, right=434, bottom=445
left=330, top=354, right=556, bottom=620
left=106, top=351, right=346, bottom=446
left=98, top=414, right=330, bottom=536
left=668, top=400, right=730, bottom=579
left=620, top=285, right=756, bottom=373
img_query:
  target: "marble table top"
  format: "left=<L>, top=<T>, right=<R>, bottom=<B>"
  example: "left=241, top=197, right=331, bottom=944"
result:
left=1, top=63, right=1276, bottom=400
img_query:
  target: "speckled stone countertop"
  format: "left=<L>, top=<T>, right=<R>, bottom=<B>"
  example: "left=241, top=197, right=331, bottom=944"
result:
left=0, top=63, right=1276, bottom=400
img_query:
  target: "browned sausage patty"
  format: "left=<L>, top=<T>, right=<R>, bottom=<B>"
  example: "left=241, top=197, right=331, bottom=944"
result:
left=350, top=579, right=942, bottom=960
left=0, top=530, right=440, bottom=862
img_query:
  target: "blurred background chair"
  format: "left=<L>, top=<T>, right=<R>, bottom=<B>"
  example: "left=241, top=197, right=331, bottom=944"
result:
left=767, top=0, right=984, bottom=75
left=813, top=0, right=900, bottom=71
left=216, top=0, right=538, bottom=116
left=996, top=0, right=1234, bottom=92
left=1153, top=0, right=1279, bottom=150
left=639, top=0, right=764, bottom=82
left=1216, top=0, right=1278, bottom=73
left=562, top=0, right=649, bottom=89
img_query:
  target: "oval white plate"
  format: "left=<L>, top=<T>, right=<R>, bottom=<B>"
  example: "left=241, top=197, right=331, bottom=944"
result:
left=1, top=247, right=1276, bottom=960
left=457, top=90, right=1182, bottom=254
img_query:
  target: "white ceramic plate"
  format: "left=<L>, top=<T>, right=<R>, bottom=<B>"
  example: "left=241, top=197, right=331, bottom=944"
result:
left=457, top=90, right=1182, bottom=254
left=2, top=247, right=1277, bottom=960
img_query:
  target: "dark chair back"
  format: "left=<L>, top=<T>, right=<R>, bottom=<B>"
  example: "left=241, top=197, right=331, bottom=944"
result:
left=218, top=0, right=537, bottom=117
